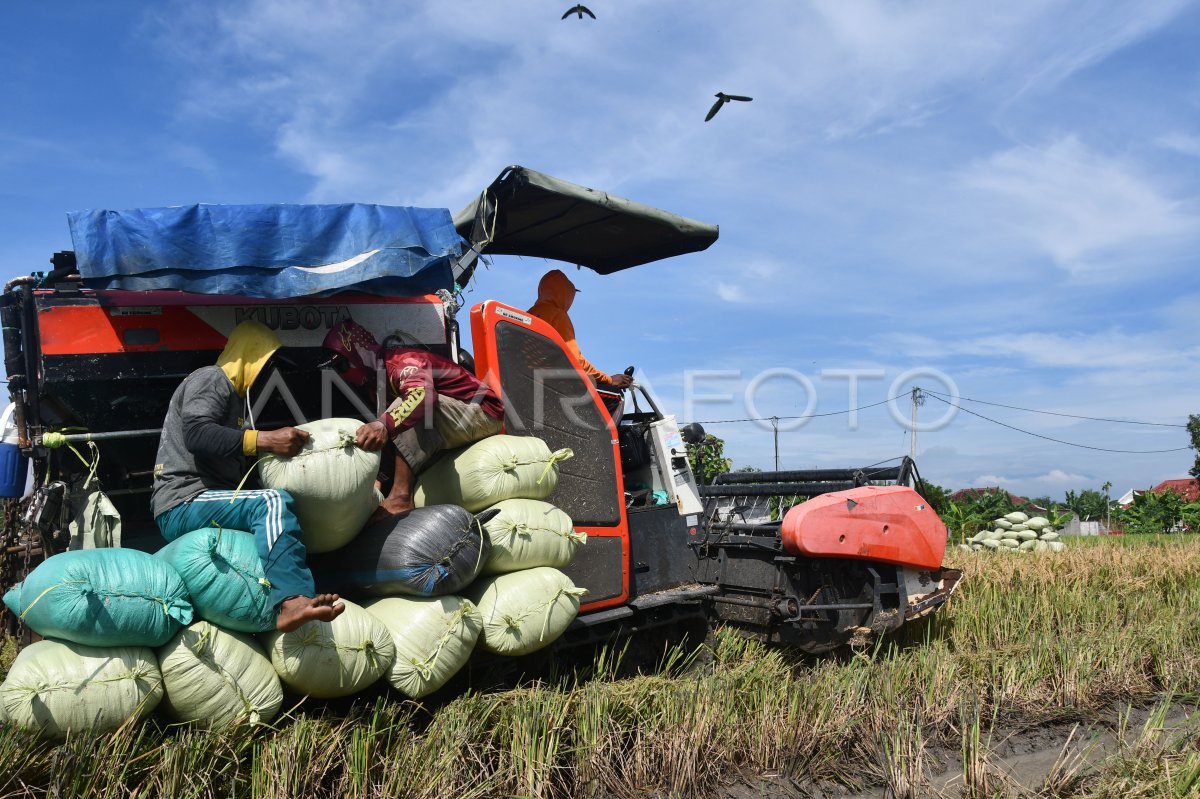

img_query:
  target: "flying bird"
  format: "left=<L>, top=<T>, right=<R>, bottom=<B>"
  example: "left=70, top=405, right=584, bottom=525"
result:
left=562, top=5, right=596, bottom=20
left=705, top=92, right=753, bottom=122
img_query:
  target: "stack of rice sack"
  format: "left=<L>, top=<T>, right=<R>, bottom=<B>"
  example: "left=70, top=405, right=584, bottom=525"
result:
left=317, top=433, right=588, bottom=685
left=0, top=418, right=387, bottom=738
left=960, top=511, right=1066, bottom=553
left=1, top=548, right=189, bottom=738
left=0, top=424, right=588, bottom=738
left=416, top=435, right=587, bottom=657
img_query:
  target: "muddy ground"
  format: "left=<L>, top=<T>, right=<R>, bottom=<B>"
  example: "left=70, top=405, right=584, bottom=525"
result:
left=711, top=701, right=1199, bottom=799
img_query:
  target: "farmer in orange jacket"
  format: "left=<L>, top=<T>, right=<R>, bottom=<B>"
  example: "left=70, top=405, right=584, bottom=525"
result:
left=528, top=269, right=633, bottom=390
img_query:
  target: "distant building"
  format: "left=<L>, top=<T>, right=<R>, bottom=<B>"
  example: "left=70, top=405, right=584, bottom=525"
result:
left=948, top=487, right=1036, bottom=508
left=1150, top=479, right=1200, bottom=503
left=1117, top=479, right=1199, bottom=509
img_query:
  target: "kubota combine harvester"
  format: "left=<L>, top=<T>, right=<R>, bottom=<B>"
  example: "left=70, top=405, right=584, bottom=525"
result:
left=0, top=166, right=960, bottom=656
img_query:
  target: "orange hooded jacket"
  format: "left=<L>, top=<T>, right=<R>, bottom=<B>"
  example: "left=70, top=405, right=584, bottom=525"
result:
left=527, top=269, right=613, bottom=386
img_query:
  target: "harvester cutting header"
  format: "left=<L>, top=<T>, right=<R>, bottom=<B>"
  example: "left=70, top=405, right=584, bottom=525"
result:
left=1, top=165, right=960, bottom=673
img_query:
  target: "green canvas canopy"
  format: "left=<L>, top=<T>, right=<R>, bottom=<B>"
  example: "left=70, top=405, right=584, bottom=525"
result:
left=453, top=166, right=718, bottom=285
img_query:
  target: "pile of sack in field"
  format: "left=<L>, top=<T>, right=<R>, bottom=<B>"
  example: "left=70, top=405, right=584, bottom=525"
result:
left=0, top=418, right=587, bottom=739
left=958, top=511, right=1066, bottom=554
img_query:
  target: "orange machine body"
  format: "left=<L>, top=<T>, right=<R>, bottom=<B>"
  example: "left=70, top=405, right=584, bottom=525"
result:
left=780, top=485, right=947, bottom=570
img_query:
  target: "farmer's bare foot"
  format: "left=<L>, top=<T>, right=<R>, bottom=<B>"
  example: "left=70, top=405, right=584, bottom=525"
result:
left=368, top=496, right=414, bottom=524
left=276, top=594, right=345, bottom=632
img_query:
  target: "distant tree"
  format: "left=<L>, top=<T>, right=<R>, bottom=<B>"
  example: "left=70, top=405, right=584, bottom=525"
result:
left=1028, top=495, right=1055, bottom=511
left=1189, top=414, right=1200, bottom=480
left=1065, top=489, right=1109, bottom=522
left=1113, top=489, right=1186, bottom=534
left=939, top=501, right=986, bottom=545
left=686, top=433, right=733, bottom=486
left=960, top=488, right=1016, bottom=521
left=916, top=480, right=950, bottom=513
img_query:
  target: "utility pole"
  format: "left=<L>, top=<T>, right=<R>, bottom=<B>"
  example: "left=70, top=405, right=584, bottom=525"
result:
left=910, top=387, right=924, bottom=460
left=771, top=416, right=780, bottom=471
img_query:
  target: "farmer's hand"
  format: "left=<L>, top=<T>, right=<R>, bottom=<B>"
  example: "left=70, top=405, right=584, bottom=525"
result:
left=258, top=427, right=310, bottom=457
left=355, top=420, right=388, bottom=451
left=608, top=373, right=633, bottom=389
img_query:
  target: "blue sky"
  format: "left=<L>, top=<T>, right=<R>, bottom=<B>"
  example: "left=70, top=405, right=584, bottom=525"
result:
left=2, top=1, right=1198, bottom=501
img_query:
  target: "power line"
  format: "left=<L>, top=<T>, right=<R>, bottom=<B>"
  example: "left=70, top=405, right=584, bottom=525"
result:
left=697, top=395, right=901, bottom=425
left=921, top=392, right=1191, bottom=454
left=921, top=388, right=1187, bottom=428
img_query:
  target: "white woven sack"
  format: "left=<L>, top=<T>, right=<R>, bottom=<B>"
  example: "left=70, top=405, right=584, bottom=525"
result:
left=1025, top=517, right=1050, bottom=531
left=1004, top=512, right=1029, bottom=524
left=158, top=621, right=282, bottom=727
left=0, top=639, right=162, bottom=739
left=257, top=418, right=382, bottom=553
left=261, top=599, right=394, bottom=699
left=466, top=567, right=588, bottom=656
left=414, top=435, right=573, bottom=513
left=364, top=595, right=482, bottom=698
left=993, top=519, right=1013, bottom=530
left=481, top=499, right=586, bottom=575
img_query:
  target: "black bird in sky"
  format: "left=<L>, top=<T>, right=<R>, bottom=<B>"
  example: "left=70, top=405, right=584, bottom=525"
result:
left=705, top=92, right=753, bottom=122
left=562, top=5, right=596, bottom=20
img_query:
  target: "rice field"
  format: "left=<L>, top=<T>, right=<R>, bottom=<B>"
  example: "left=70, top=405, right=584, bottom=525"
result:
left=2, top=535, right=1200, bottom=798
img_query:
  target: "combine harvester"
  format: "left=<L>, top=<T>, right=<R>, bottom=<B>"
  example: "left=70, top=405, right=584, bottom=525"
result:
left=0, top=165, right=960, bottom=658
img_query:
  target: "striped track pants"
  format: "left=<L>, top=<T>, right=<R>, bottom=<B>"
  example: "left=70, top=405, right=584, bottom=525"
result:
left=156, top=488, right=315, bottom=610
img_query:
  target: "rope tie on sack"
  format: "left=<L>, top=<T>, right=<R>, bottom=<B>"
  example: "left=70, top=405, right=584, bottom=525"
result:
left=536, top=587, right=587, bottom=642
left=17, top=580, right=89, bottom=621
left=41, top=434, right=100, bottom=490
left=536, top=448, right=574, bottom=486
left=206, top=524, right=271, bottom=591
left=187, top=624, right=260, bottom=721
left=413, top=602, right=476, bottom=681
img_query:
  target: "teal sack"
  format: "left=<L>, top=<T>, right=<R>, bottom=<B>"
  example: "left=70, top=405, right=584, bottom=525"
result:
left=156, top=528, right=274, bottom=633
left=3, top=549, right=192, bottom=647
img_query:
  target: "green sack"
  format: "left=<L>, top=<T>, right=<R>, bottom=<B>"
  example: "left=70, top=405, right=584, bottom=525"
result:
left=0, top=639, right=162, bottom=740
left=993, top=519, right=1013, bottom=530
left=1025, top=516, right=1050, bottom=531
left=364, top=595, right=482, bottom=698
left=158, top=621, right=282, bottom=727
left=480, top=499, right=586, bottom=575
left=466, top=567, right=588, bottom=656
left=261, top=599, right=395, bottom=699
left=257, top=418, right=382, bottom=554
left=1018, top=540, right=1037, bottom=551
left=156, top=528, right=274, bottom=633
left=1004, top=512, right=1029, bottom=524
left=414, top=435, right=573, bottom=513
left=1040, top=531, right=1061, bottom=542
left=3, top=549, right=192, bottom=647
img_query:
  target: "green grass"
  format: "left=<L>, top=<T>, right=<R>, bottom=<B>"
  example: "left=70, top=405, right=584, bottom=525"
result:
left=2, top=536, right=1200, bottom=797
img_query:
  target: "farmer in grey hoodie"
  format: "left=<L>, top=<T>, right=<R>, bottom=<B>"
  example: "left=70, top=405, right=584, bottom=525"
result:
left=151, top=320, right=344, bottom=632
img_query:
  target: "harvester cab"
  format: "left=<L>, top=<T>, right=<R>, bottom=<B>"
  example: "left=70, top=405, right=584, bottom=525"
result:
left=1, top=165, right=960, bottom=655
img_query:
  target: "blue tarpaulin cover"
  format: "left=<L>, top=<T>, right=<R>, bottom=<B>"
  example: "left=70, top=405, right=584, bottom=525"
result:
left=67, top=203, right=465, bottom=298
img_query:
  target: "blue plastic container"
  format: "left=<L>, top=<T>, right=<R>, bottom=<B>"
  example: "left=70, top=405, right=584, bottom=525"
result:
left=0, top=403, right=29, bottom=498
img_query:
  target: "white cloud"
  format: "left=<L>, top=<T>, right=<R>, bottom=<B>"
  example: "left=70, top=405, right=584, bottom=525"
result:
left=961, top=136, right=1200, bottom=275
left=1157, top=132, right=1200, bottom=158
left=974, top=470, right=1091, bottom=491
left=716, top=283, right=748, bottom=303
